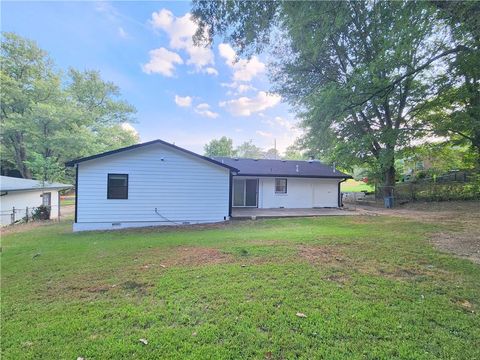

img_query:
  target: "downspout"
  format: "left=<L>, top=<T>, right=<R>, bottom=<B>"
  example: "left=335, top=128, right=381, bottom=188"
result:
left=228, top=172, right=233, bottom=218
left=74, top=164, right=78, bottom=223
left=338, top=178, right=347, bottom=207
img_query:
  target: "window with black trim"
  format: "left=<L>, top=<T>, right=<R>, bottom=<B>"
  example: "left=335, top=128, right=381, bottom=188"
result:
left=275, top=178, right=287, bottom=194
left=107, top=174, right=128, bottom=199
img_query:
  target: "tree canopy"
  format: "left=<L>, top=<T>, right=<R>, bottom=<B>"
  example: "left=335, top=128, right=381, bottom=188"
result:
left=424, top=2, right=480, bottom=167
left=204, top=136, right=236, bottom=157
left=0, top=32, right=138, bottom=181
left=235, top=140, right=264, bottom=159
left=192, top=1, right=479, bottom=190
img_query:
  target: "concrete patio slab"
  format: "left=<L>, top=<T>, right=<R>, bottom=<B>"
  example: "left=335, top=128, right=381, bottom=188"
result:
left=231, top=207, right=356, bottom=219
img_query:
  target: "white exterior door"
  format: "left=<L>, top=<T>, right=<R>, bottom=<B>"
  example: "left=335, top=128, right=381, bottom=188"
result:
left=313, top=181, right=338, bottom=207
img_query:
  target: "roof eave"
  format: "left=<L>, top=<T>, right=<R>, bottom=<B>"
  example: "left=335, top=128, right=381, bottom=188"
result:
left=1, top=185, right=72, bottom=192
left=234, top=173, right=353, bottom=179
left=65, top=139, right=239, bottom=172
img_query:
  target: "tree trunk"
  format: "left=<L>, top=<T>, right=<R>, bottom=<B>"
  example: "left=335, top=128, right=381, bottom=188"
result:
left=476, top=144, right=480, bottom=171
left=383, top=165, right=396, bottom=197
left=11, top=132, right=32, bottom=179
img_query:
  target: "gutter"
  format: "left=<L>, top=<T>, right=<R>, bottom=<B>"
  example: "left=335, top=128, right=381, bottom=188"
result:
left=338, top=179, right=348, bottom=207
left=75, top=164, right=78, bottom=223
left=235, top=174, right=352, bottom=179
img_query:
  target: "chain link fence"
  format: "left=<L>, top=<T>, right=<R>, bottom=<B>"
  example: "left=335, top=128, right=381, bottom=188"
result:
left=343, top=171, right=480, bottom=208
left=0, top=204, right=62, bottom=226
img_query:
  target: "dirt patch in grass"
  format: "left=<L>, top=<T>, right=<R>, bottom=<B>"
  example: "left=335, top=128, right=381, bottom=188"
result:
left=375, top=267, right=428, bottom=281
left=354, top=201, right=480, bottom=226
left=297, top=245, right=345, bottom=265
left=108, top=221, right=244, bottom=235
left=323, top=273, right=351, bottom=284
left=430, top=231, right=480, bottom=264
left=120, top=280, right=150, bottom=296
left=297, top=245, right=444, bottom=282
left=160, top=246, right=234, bottom=267
left=84, top=285, right=110, bottom=293
left=1, top=220, right=61, bottom=235
left=454, top=299, right=476, bottom=313
left=354, top=201, right=480, bottom=264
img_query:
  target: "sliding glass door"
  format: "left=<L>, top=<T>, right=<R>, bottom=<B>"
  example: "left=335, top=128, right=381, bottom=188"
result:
left=233, top=179, right=258, bottom=207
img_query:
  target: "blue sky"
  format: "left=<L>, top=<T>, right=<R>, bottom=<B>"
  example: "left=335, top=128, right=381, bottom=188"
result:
left=2, top=1, right=301, bottom=154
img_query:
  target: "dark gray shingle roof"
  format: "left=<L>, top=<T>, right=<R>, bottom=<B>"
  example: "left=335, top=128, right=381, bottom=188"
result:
left=212, top=157, right=351, bottom=178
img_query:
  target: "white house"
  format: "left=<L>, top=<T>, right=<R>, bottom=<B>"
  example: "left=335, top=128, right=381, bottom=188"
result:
left=66, top=139, right=351, bottom=232
left=0, top=176, right=72, bottom=226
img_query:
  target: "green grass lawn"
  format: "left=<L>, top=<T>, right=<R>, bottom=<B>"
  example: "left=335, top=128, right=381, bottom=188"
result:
left=60, top=199, right=75, bottom=206
left=341, top=179, right=374, bottom=193
left=60, top=196, right=75, bottom=206
left=2, top=216, right=479, bottom=359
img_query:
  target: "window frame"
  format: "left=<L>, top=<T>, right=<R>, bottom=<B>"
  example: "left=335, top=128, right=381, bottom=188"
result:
left=274, top=178, right=288, bottom=194
left=41, top=192, right=51, bottom=206
left=107, top=173, right=129, bottom=200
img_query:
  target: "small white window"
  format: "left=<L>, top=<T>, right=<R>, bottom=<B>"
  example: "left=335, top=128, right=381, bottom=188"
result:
left=275, top=178, right=287, bottom=194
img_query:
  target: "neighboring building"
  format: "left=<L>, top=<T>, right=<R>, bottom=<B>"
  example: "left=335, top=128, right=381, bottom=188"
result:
left=66, top=139, right=351, bottom=232
left=0, top=176, right=72, bottom=226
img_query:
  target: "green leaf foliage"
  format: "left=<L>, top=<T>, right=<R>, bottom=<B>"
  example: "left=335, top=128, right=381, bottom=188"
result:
left=0, top=32, right=138, bottom=182
left=204, top=136, right=237, bottom=157
left=192, top=1, right=478, bottom=188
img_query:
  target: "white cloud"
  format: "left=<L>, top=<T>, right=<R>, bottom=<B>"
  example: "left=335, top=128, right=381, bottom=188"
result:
left=237, top=84, right=256, bottom=93
left=117, top=26, right=129, bottom=39
left=175, top=95, right=192, bottom=107
left=196, top=103, right=210, bottom=110
left=256, top=130, right=273, bottom=138
left=142, top=47, right=183, bottom=76
left=258, top=115, right=304, bottom=153
left=219, top=91, right=281, bottom=116
left=221, top=82, right=256, bottom=95
left=194, top=103, right=219, bottom=119
left=204, top=67, right=219, bottom=76
left=232, top=57, right=265, bottom=82
left=218, top=43, right=265, bottom=82
left=150, top=9, right=214, bottom=72
left=262, top=116, right=295, bottom=130
left=121, top=122, right=139, bottom=136
left=218, top=43, right=236, bottom=64
left=95, top=1, right=119, bottom=20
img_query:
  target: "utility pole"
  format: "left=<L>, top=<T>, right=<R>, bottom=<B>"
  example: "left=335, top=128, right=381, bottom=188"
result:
left=274, top=138, right=277, bottom=160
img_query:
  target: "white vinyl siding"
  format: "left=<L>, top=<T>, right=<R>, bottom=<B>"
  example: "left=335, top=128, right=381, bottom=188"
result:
left=75, top=143, right=230, bottom=229
left=0, top=189, right=61, bottom=226
left=233, top=176, right=340, bottom=209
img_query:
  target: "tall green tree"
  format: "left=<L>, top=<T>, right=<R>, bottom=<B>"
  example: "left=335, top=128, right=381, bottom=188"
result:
left=192, top=1, right=469, bottom=193
left=283, top=144, right=307, bottom=160
left=235, top=140, right=263, bottom=158
left=264, top=148, right=279, bottom=160
left=204, top=136, right=236, bottom=157
left=0, top=32, right=138, bottom=181
left=1, top=32, right=60, bottom=178
left=424, top=2, right=480, bottom=168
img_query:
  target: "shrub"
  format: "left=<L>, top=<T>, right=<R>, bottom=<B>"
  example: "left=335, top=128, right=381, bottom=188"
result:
left=32, top=205, right=51, bottom=220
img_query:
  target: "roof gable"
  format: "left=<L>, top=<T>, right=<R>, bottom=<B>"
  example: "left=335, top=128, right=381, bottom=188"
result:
left=65, top=139, right=238, bottom=172
left=212, top=157, right=351, bottom=178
